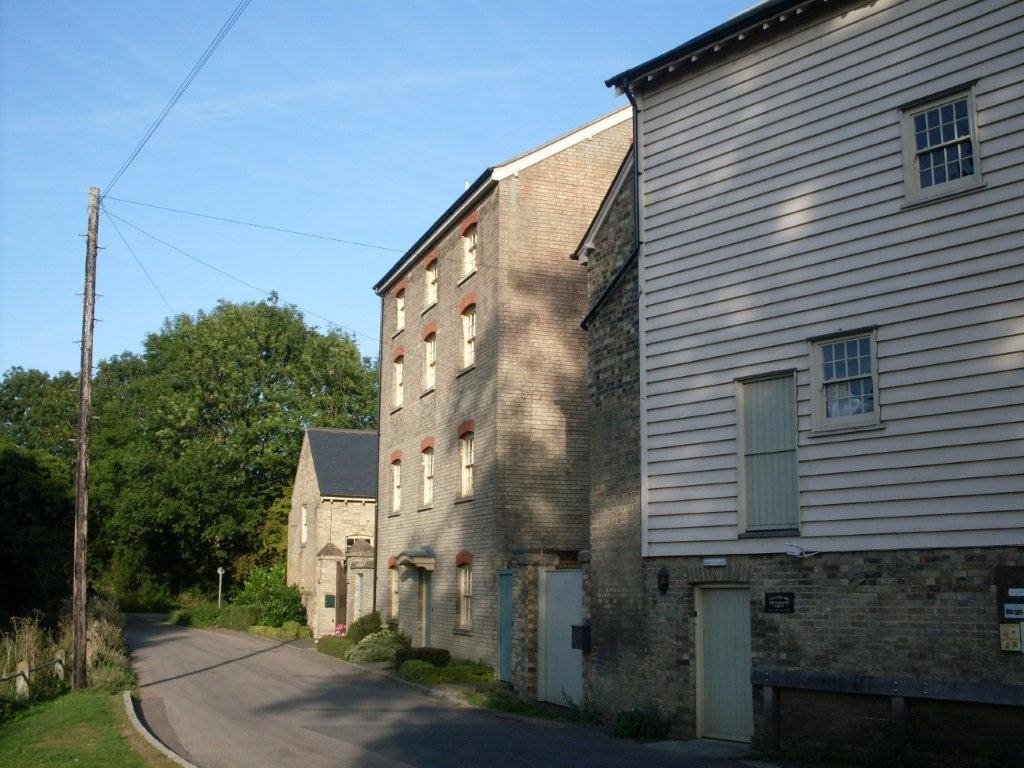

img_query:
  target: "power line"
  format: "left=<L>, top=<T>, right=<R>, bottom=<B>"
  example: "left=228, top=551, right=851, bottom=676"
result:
left=103, top=210, right=381, bottom=346
left=104, top=0, right=251, bottom=196
left=104, top=196, right=404, bottom=252
left=104, top=209, right=176, bottom=316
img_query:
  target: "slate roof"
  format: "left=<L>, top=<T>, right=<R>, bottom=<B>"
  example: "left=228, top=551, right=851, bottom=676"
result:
left=306, top=428, right=378, bottom=499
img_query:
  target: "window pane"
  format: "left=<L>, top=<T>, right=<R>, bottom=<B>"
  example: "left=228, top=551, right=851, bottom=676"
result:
left=859, top=337, right=870, bottom=356
left=955, top=99, right=967, bottom=119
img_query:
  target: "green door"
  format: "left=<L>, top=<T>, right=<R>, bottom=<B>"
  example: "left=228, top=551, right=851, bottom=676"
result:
left=699, top=587, right=753, bottom=742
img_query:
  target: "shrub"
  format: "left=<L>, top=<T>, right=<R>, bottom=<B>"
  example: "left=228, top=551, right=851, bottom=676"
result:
left=317, top=636, right=355, bottom=659
left=398, top=659, right=493, bottom=685
left=249, top=622, right=312, bottom=641
left=234, top=564, right=305, bottom=627
left=346, top=628, right=409, bottom=664
left=612, top=708, right=670, bottom=741
left=345, top=611, right=382, bottom=643
left=215, top=604, right=260, bottom=631
left=167, top=608, right=191, bottom=626
left=394, top=646, right=450, bottom=669
left=188, top=602, right=222, bottom=627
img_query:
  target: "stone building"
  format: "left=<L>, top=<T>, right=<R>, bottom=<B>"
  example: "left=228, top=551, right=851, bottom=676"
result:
left=287, top=428, right=377, bottom=637
left=579, top=0, right=1024, bottom=760
left=373, top=108, right=632, bottom=702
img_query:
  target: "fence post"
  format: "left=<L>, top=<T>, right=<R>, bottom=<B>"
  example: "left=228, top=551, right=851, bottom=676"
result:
left=54, top=650, right=66, bottom=682
left=763, top=684, right=780, bottom=751
left=15, top=660, right=30, bottom=698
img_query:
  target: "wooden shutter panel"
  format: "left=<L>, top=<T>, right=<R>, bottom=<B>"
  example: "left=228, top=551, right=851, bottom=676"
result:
left=741, top=375, right=798, bottom=531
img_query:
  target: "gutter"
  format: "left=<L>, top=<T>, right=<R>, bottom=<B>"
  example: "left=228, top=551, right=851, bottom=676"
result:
left=372, top=294, right=383, bottom=614
left=580, top=89, right=642, bottom=330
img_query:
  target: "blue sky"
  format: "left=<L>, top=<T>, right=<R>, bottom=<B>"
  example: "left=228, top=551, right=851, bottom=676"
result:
left=1, top=1, right=750, bottom=375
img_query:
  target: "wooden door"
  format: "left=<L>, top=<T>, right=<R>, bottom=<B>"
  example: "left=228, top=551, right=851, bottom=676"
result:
left=335, top=561, right=346, bottom=626
left=539, top=569, right=583, bottom=706
left=698, top=586, right=753, bottom=742
left=497, top=571, right=513, bottom=682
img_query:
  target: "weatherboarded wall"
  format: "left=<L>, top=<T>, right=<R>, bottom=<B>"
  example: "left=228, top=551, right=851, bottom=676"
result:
left=634, top=0, right=1024, bottom=556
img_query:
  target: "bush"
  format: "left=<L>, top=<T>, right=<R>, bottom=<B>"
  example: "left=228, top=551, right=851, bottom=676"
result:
left=612, top=708, right=670, bottom=741
left=249, top=622, right=312, bottom=641
left=167, top=608, right=191, bottom=626
left=345, top=611, right=382, bottom=643
left=394, top=646, right=450, bottom=669
left=317, top=636, right=355, bottom=659
left=398, top=659, right=493, bottom=685
left=188, top=602, right=222, bottom=627
left=234, top=564, right=305, bottom=627
left=216, top=604, right=260, bottom=631
left=346, top=628, right=409, bottom=664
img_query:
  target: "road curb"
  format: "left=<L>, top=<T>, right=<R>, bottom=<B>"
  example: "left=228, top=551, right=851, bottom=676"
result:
left=121, top=690, right=200, bottom=768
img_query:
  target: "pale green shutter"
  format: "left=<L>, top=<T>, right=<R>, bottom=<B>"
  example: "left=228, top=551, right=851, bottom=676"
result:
left=742, top=375, right=798, bottom=530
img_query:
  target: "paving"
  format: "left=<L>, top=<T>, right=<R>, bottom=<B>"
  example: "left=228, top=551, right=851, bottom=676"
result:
left=126, top=614, right=754, bottom=768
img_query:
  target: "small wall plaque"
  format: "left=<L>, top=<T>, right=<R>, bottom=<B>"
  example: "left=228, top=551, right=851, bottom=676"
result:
left=765, top=592, right=795, bottom=614
left=324, top=594, right=336, bottom=609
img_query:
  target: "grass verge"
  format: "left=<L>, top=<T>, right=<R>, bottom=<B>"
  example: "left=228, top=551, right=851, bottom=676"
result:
left=0, top=691, right=180, bottom=767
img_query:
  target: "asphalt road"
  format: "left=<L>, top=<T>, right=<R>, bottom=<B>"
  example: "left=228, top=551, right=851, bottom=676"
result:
left=126, top=614, right=749, bottom=768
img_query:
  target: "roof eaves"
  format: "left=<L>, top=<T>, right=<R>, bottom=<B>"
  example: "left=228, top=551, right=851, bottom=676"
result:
left=605, top=0, right=817, bottom=92
left=571, top=146, right=634, bottom=263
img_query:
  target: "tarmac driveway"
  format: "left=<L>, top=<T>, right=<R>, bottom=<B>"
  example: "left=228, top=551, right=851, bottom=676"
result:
left=126, top=614, right=750, bottom=768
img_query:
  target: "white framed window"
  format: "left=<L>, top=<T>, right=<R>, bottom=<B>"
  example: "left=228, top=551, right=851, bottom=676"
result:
left=393, top=356, right=404, bottom=408
left=391, top=460, right=401, bottom=513
left=421, top=447, right=434, bottom=506
left=458, top=565, right=473, bottom=629
left=901, top=90, right=981, bottom=202
left=461, top=305, right=476, bottom=368
left=462, top=224, right=477, bottom=279
left=395, top=289, right=406, bottom=332
left=300, top=504, right=308, bottom=545
left=810, top=330, right=880, bottom=432
left=425, top=261, right=437, bottom=308
left=423, top=333, right=436, bottom=390
left=459, top=432, right=474, bottom=497
left=389, top=567, right=399, bottom=619
left=737, top=373, right=799, bottom=533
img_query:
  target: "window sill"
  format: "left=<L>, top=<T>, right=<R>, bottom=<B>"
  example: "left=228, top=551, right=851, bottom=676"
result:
left=738, top=528, right=800, bottom=539
left=454, top=496, right=474, bottom=505
left=416, top=505, right=432, bottom=513
left=457, top=270, right=477, bottom=286
left=420, top=387, right=435, bottom=399
left=807, top=423, right=885, bottom=439
left=393, top=327, right=405, bottom=339
left=421, top=302, right=437, bottom=316
left=387, top=512, right=400, bottom=518
left=390, top=406, right=403, bottom=415
left=901, top=180, right=986, bottom=210
left=453, top=627, right=473, bottom=637
left=456, top=364, right=476, bottom=379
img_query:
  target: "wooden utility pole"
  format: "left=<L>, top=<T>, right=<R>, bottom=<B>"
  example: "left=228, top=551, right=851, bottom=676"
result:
left=73, top=186, right=100, bottom=690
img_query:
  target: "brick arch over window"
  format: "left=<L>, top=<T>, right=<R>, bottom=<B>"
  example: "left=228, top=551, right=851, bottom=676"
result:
left=459, top=292, right=478, bottom=314
left=421, top=322, right=438, bottom=340
left=420, top=436, right=435, bottom=452
left=392, top=346, right=405, bottom=361
left=423, top=251, right=438, bottom=270
left=455, top=550, right=474, bottom=567
left=389, top=449, right=402, bottom=463
left=387, top=556, right=398, bottom=569
left=459, top=210, right=479, bottom=235
left=392, top=279, right=407, bottom=297
left=457, top=419, right=475, bottom=438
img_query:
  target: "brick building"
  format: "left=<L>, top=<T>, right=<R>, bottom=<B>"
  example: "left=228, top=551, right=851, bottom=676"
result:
left=287, top=428, right=377, bottom=637
left=373, top=108, right=631, bottom=701
left=580, top=0, right=1024, bottom=760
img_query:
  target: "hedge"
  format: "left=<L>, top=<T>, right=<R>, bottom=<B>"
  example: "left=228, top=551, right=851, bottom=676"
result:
left=345, top=611, right=382, bottom=643
left=394, top=646, right=450, bottom=669
left=398, top=659, right=493, bottom=685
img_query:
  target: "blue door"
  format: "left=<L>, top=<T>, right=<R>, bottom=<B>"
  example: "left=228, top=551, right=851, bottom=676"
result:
left=497, top=572, right=513, bottom=681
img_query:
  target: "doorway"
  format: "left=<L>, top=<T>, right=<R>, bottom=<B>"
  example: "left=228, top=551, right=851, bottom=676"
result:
left=697, top=586, right=753, bottom=742
left=497, top=571, right=513, bottom=682
left=538, top=569, right=583, bottom=706
left=335, top=562, right=346, bottom=626
left=418, top=569, right=432, bottom=646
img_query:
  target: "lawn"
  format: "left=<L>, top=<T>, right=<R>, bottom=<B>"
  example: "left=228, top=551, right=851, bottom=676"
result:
left=0, top=691, right=179, bottom=767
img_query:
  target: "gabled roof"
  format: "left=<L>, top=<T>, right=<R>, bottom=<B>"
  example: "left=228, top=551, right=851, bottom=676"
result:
left=306, top=428, right=377, bottom=499
left=373, top=106, right=632, bottom=295
left=571, top=146, right=634, bottom=264
left=606, top=0, right=842, bottom=93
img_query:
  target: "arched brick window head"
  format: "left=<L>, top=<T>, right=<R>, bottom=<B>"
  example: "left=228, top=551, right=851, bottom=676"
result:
left=387, top=556, right=398, bottom=569
left=455, top=550, right=474, bottom=567
left=457, top=419, right=475, bottom=438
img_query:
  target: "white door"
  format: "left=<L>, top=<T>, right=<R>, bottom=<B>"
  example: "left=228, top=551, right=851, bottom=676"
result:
left=698, top=586, right=753, bottom=742
left=538, top=569, right=583, bottom=706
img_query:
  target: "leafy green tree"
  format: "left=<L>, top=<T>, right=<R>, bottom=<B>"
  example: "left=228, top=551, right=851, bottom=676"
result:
left=0, top=439, right=73, bottom=626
